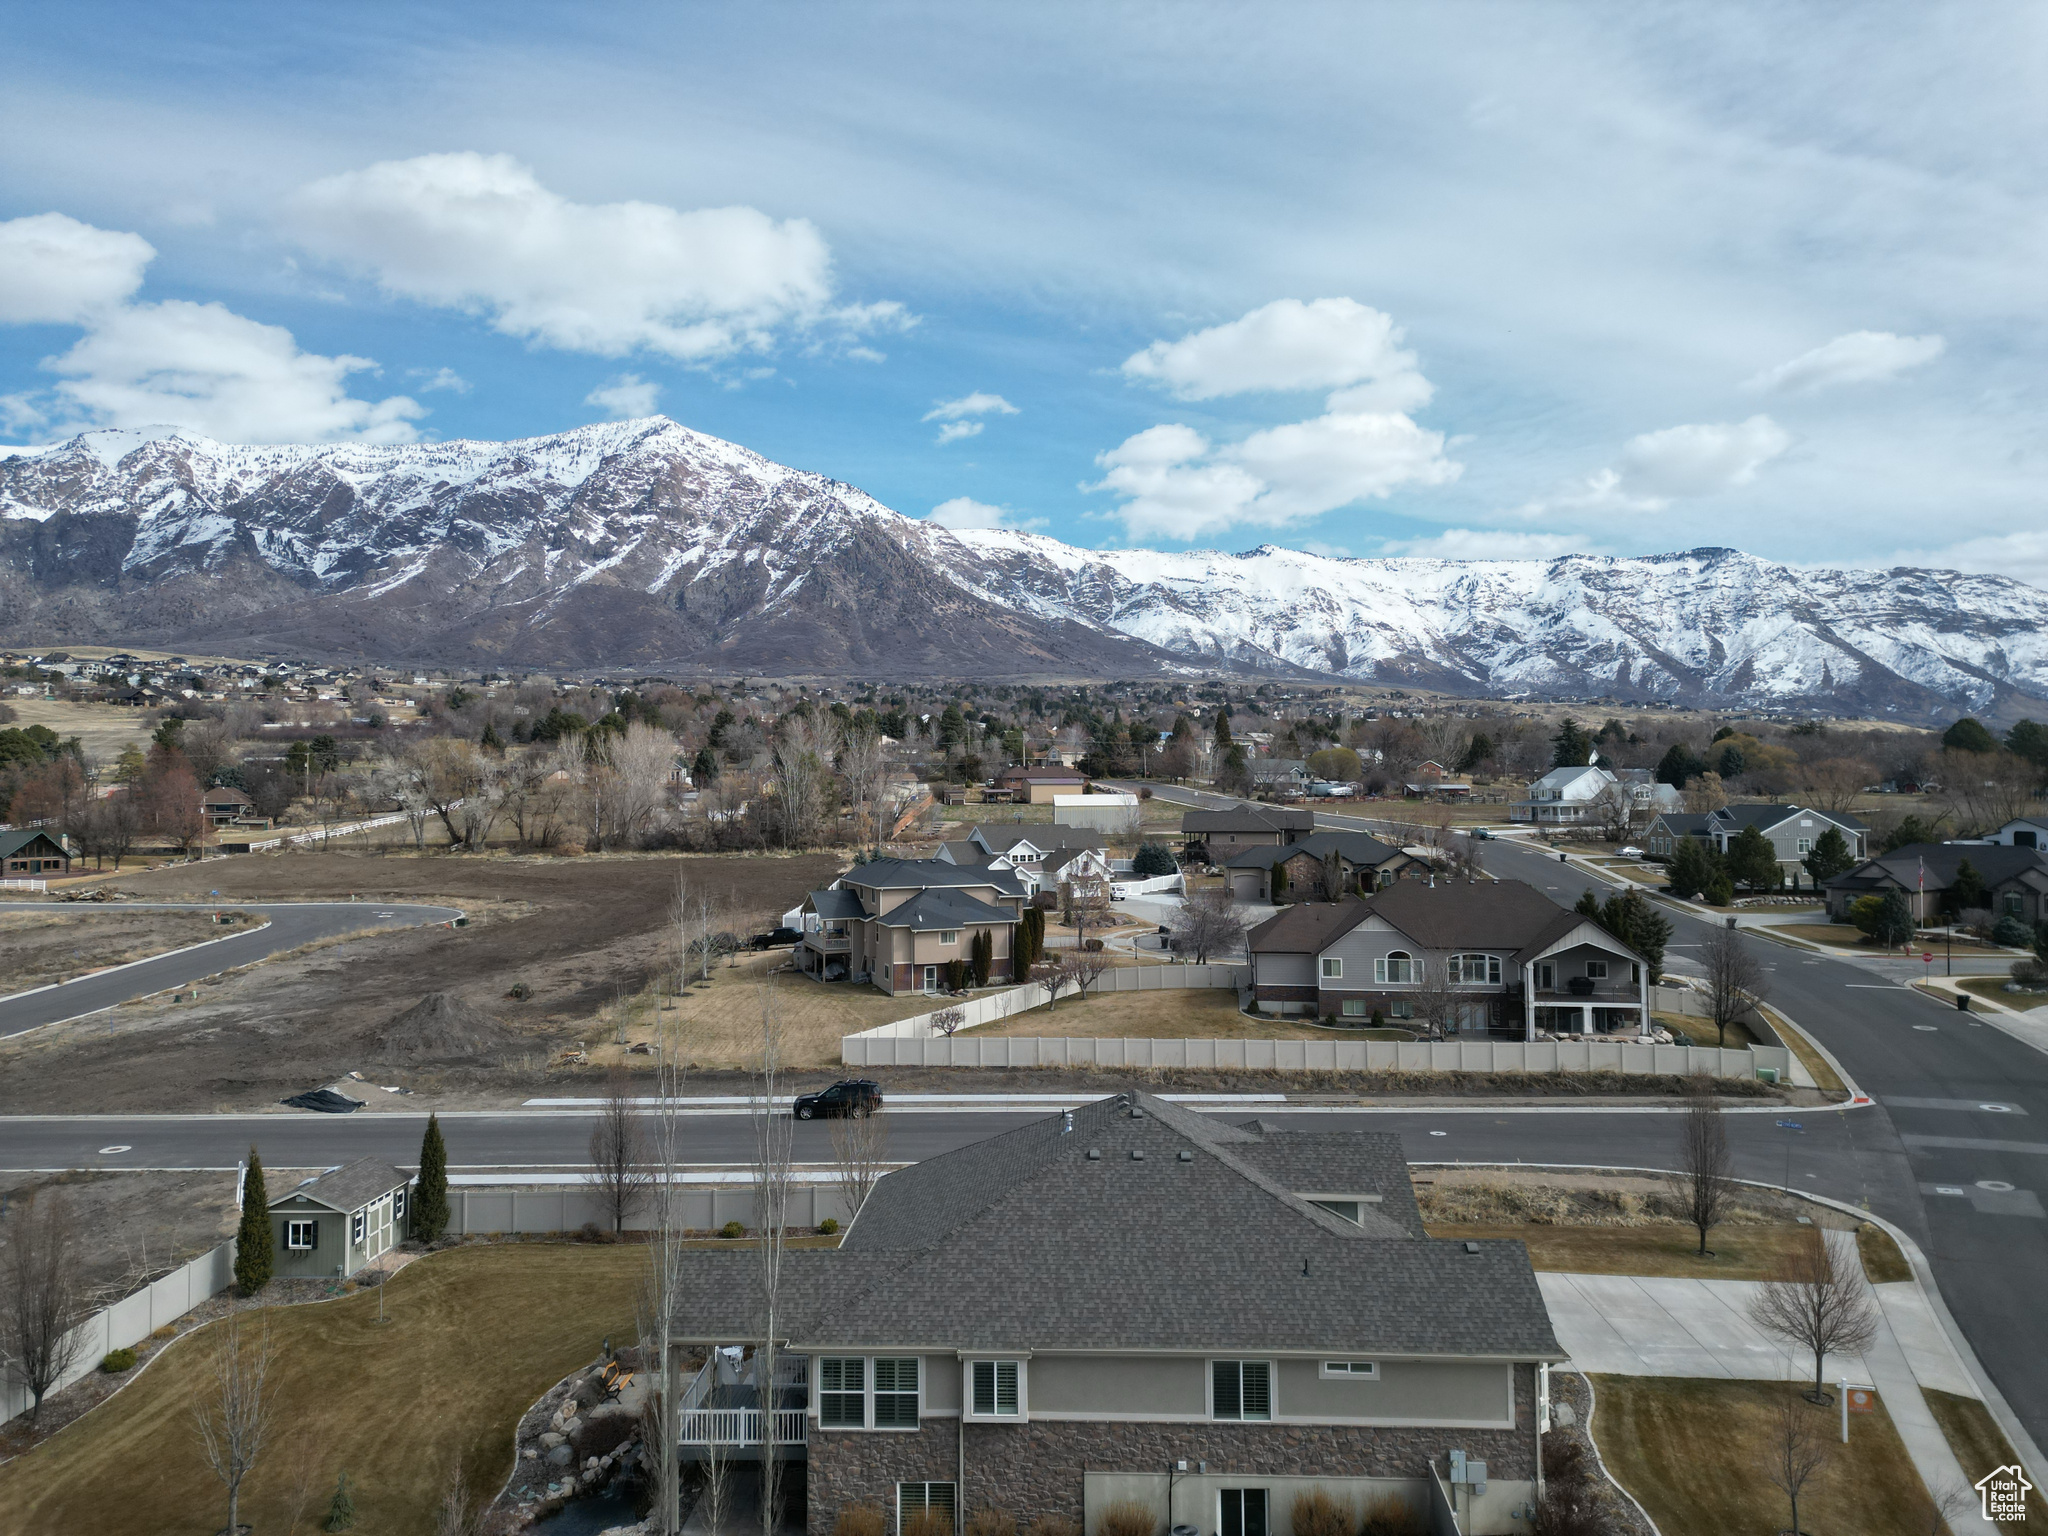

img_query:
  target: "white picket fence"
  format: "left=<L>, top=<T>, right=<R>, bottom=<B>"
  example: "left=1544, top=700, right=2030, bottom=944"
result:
left=844, top=1033, right=1792, bottom=1080
left=846, top=964, right=1251, bottom=1043
left=0, top=878, right=47, bottom=891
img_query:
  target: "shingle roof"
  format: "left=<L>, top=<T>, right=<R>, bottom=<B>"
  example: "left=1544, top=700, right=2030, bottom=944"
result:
left=1827, top=843, right=2048, bottom=893
left=669, top=1093, right=1558, bottom=1359
left=1650, top=812, right=1714, bottom=836
left=0, top=828, right=68, bottom=861
left=1183, top=806, right=1315, bottom=835
left=970, top=824, right=1106, bottom=855
left=874, top=888, right=1019, bottom=930
left=1223, top=830, right=1407, bottom=870
left=939, top=840, right=997, bottom=866
left=278, top=1156, right=410, bottom=1215
left=1247, top=897, right=1375, bottom=954
left=842, top=857, right=1027, bottom=898
left=1711, top=803, right=1868, bottom=834
left=1360, top=878, right=1583, bottom=953
left=806, top=888, right=865, bottom=921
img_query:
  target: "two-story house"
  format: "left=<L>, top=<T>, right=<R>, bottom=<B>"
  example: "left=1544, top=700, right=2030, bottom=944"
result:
left=796, top=859, right=1028, bottom=993
left=1220, top=830, right=1429, bottom=904
left=1249, top=759, right=1313, bottom=794
left=993, top=766, right=1088, bottom=804
left=1822, top=843, right=2048, bottom=928
left=1183, top=806, right=1316, bottom=862
left=1247, top=879, right=1651, bottom=1037
left=937, top=826, right=1115, bottom=898
left=671, top=1093, right=1561, bottom=1536
left=1698, top=805, right=1868, bottom=885
left=1510, top=766, right=1680, bottom=827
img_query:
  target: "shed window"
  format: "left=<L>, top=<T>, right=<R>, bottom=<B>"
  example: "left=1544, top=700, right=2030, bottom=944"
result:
left=1211, top=1359, right=1272, bottom=1421
left=820, top=1357, right=865, bottom=1427
left=873, top=1357, right=920, bottom=1427
left=1320, top=957, right=1342, bottom=980
left=350, top=1210, right=366, bottom=1245
left=393, top=1187, right=407, bottom=1221
left=284, top=1220, right=316, bottom=1251
left=969, top=1359, right=1021, bottom=1416
left=1374, top=952, right=1414, bottom=984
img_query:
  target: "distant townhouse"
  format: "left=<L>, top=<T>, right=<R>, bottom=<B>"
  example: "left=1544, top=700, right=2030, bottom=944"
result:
left=1822, top=843, right=2048, bottom=928
left=796, top=858, right=1028, bottom=994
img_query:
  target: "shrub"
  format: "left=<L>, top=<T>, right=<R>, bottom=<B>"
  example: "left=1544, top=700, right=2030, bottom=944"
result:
left=1289, top=1488, right=1350, bottom=1536
left=578, top=1222, right=617, bottom=1244
left=2013, top=957, right=2048, bottom=990
left=967, top=1509, right=1017, bottom=1536
left=835, top=1506, right=887, bottom=1536
left=1994, top=914, right=2033, bottom=947
left=1082, top=938, right=1104, bottom=952
left=904, top=1510, right=953, bottom=1536
left=151, top=1324, right=176, bottom=1341
left=1097, top=1502, right=1156, bottom=1536
left=100, top=1347, right=137, bottom=1373
left=1704, top=873, right=1735, bottom=907
left=719, top=1219, right=746, bottom=1239
left=569, top=1410, right=637, bottom=1460
left=947, top=958, right=969, bottom=991
left=1358, top=1496, right=1425, bottom=1536
left=507, top=982, right=533, bottom=1001
left=818, top=1217, right=840, bottom=1235
left=1131, top=841, right=1177, bottom=877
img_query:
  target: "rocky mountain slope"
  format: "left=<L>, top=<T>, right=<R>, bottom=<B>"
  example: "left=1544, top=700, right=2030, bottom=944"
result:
left=3, top=417, right=2044, bottom=713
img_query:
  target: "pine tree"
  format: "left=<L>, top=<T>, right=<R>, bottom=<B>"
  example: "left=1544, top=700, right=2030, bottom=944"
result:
left=1727, top=825, right=1782, bottom=892
left=1551, top=717, right=1593, bottom=768
left=1872, top=888, right=1916, bottom=949
left=1949, top=858, right=1987, bottom=915
left=1801, top=827, right=1855, bottom=886
left=1575, top=889, right=1601, bottom=920
left=1665, top=835, right=1714, bottom=901
left=234, top=1146, right=274, bottom=1295
left=412, top=1114, right=450, bottom=1243
left=479, top=722, right=505, bottom=752
left=1654, top=743, right=1702, bottom=789
left=324, top=1471, right=357, bottom=1532
left=1213, top=706, right=1233, bottom=747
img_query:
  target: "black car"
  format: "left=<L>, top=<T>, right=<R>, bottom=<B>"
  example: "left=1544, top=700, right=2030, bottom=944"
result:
left=792, top=1079, right=883, bottom=1119
left=751, top=926, right=804, bottom=950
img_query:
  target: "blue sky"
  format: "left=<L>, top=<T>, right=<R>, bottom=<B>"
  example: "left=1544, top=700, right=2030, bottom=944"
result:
left=3, top=4, right=2046, bottom=581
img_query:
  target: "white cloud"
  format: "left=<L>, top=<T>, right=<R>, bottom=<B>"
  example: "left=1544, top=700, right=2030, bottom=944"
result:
left=935, top=421, right=983, bottom=445
left=926, top=495, right=1045, bottom=532
left=923, top=391, right=1019, bottom=422
left=1744, top=331, right=1945, bottom=394
left=1887, top=530, right=2048, bottom=589
left=289, top=152, right=903, bottom=363
left=585, top=373, right=661, bottom=419
left=0, top=213, right=154, bottom=324
left=413, top=366, right=471, bottom=394
left=1518, top=415, right=1792, bottom=518
left=1380, top=528, right=1590, bottom=561
left=1121, top=297, right=1431, bottom=406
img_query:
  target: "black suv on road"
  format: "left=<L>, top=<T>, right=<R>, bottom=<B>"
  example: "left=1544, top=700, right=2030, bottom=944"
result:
left=791, top=1079, right=883, bottom=1119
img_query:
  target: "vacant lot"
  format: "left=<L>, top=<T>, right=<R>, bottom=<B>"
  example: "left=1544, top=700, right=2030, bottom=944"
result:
left=0, top=907, right=259, bottom=993
left=1592, top=1377, right=1939, bottom=1536
left=0, top=1243, right=644, bottom=1536
left=5, top=696, right=155, bottom=761
left=0, top=1170, right=238, bottom=1302
left=0, top=849, right=842, bottom=1112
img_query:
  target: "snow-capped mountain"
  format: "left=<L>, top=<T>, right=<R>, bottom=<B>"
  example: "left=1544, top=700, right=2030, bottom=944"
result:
left=3, top=417, right=2045, bottom=714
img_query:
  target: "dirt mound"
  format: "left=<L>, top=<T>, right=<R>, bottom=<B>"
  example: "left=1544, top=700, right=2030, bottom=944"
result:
left=378, top=992, right=521, bottom=1064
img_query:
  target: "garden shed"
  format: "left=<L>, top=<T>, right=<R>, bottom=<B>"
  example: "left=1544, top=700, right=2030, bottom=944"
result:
left=268, top=1156, right=414, bottom=1279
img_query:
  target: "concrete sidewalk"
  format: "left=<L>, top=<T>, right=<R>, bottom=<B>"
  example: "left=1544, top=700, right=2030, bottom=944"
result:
left=1540, top=1229, right=1995, bottom=1528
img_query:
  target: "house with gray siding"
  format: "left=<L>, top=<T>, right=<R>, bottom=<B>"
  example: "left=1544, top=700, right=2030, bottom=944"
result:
left=670, top=1093, right=1562, bottom=1536
left=267, top=1157, right=413, bottom=1279
left=1247, top=879, right=1650, bottom=1037
left=1821, top=842, right=2048, bottom=928
left=1182, top=806, right=1315, bottom=861
left=1699, top=804, right=1867, bottom=885
left=1220, top=830, right=1427, bottom=905
left=796, top=859, right=1027, bottom=994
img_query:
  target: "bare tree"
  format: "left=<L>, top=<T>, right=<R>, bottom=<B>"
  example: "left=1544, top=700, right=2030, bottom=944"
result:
left=1314, top=849, right=1348, bottom=903
left=1751, top=1233, right=1881, bottom=1403
left=829, top=1109, right=891, bottom=1229
left=838, top=723, right=888, bottom=850
left=587, top=1069, right=652, bottom=1234
left=1035, top=956, right=1083, bottom=1013
left=929, top=1006, right=966, bottom=1037
left=1175, top=885, right=1248, bottom=963
left=770, top=716, right=837, bottom=850
left=0, top=1190, right=87, bottom=1424
left=194, top=1307, right=278, bottom=1536
left=1669, top=1075, right=1734, bottom=1256
left=752, top=988, right=795, bottom=1536
left=637, top=984, right=691, bottom=1536
left=1070, top=949, right=1113, bottom=1001
left=1066, top=871, right=1113, bottom=943
left=1763, top=1389, right=1830, bottom=1536
left=1700, top=925, right=1770, bottom=1048
left=1409, top=952, right=1459, bottom=1039
left=433, top=1457, right=482, bottom=1536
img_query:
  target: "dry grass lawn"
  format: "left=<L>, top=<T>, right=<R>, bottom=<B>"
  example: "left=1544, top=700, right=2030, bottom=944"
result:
left=1424, top=1222, right=1822, bottom=1280
left=1955, top=976, right=2048, bottom=1012
left=978, top=987, right=1343, bottom=1040
left=0, top=907, right=258, bottom=992
left=658, top=950, right=954, bottom=1068
left=1590, top=1376, right=1941, bottom=1536
left=1856, top=1222, right=1913, bottom=1285
left=1651, top=1008, right=1759, bottom=1051
left=0, top=1243, right=644, bottom=1536
left=1924, top=1390, right=2045, bottom=1531
left=1774, top=922, right=1874, bottom=948
left=5, top=696, right=155, bottom=761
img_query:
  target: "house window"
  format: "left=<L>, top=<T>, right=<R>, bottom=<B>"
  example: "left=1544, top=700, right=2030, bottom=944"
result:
left=1388, top=999, right=1415, bottom=1019
left=1585, top=960, right=1609, bottom=981
left=898, top=1484, right=956, bottom=1534
left=393, top=1187, right=407, bottom=1222
left=1536, top=962, right=1555, bottom=991
left=820, top=1357, right=866, bottom=1427
left=350, top=1210, right=366, bottom=1246
left=969, top=1359, right=1021, bottom=1417
left=873, top=1357, right=920, bottom=1427
left=1797, top=839, right=1811, bottom=854
left=1451, top=954, right=1500, bottom=985
left=1341, top=999, right=1368, bottom=1017
left=940, top=930, right=959, bottom=945
left=1374, top=951, right=1414, bottom=984
left=1320, top=1360, right=1379, bottom=1379
left=1309, top=1199, right=1361, bottom=1223
left=1320, top=957, right=1343, bottom=980
left=284, top=1219, right=316, bottom=1251
left=1220, top=1489, right=1269, bottom=1536
left=1211, top=1360, right=1272, bottom=1421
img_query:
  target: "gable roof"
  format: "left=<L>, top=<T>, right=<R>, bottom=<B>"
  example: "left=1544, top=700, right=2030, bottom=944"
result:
left=0, top=828, right=68, bottom=861
left=996, top=766, right=1086, bottom=782
left=1522, top=765, right=1608, bottom=796
left=670, top=1093, right=1559, bottom=1359
left=1648, top=812, right=1714, bottom=836
left=874, top=888, right=1019, bottom=930
left=1827, top=843, right=2048, bottom=893
left=805, top=887, right=866, bottom=922
left=275, top=1156, right=410, bottom=1215
left=841, top=857, right=1027, bottom=898
left=1183, top=805, right=1315, bottom=835
left=969, top=824, right=1106, bottom=855
left=1247, top=897, right=1376, bottom=954
left=1360, top=878, right=1599, bottom=955
left=1222, top=830, right=1408, bottom=871
left=1710, top=803, right=1868, bottom=834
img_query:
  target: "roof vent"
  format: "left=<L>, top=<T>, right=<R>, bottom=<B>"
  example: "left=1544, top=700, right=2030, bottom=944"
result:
left=1086, top=1149, right=1102, bottom=1160
left=1130, top=1149, right=1146, bottom=1161
left=1177, top=1150, right=1193, bottom=1162
left=1464, top=1241, right=1481, bottom=1254
left=1130, top=1104, right=1146, bottom=1118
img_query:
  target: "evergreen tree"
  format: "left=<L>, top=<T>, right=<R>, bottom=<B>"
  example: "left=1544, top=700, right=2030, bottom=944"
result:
left=2007, top=719, right=2048, bottom=772
left=1942, top=717, right=1999, bottom=755
left=1654, top=743, right=1703, bottom=789
left=1213, top=707, right=1233, bottom=747
left=1550, top=717, right=1593, bottom=768
left=1575, top=889, right=1602, bottom=920
left=691, top=747, right=719, bottom=783
left=1802, top=826, right=1855, bottom=886
left=1665, top=835, right=1719, bottom=901
left=479, top=721, right=505, bottom=752
left=1703, top=871, right=1735, bottom=907
left=1871, top=888, right=1916, bottom=949
left=1880, top=814, right=1941, bottom=853
left=1949, top=858, right=1987, bottom=915
left=1712, top=742, right=1747, bottom=780
left=970, top=930, right=992, bottom=988
left=234, top=1146, right=274, bottom=1295
left=1600, top=889, right=1672, bottom=985
left=1458, top=733, right=1494, bottom=772
left=1726, top=825, right=1782, bottom=891
left=1132, top=841, right=1177, bottom=877
left=324, top=1471, right=357, bottom=1532
left=412, top=1114, right=450, bottom=1243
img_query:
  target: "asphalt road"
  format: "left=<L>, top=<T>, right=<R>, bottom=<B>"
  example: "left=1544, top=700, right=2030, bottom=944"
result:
left=0, top=901, right=465, bottom=1035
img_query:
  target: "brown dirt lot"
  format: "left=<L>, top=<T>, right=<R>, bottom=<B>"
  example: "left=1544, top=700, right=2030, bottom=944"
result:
left=0, top=1171, right=240, bottom=1302
left=0, top=849, right=844, bottom=1113
left=0, top=907, right=261, bottom=992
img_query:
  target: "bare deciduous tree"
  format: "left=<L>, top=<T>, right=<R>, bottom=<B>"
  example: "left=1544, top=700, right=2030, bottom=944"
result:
left=1175, top=885, right=1247, bottom=964
left=0, top=1190, right=86, bottom=1424
left=753, top=988, right=795, bottom=1536
left=587, top=1069, right=652, bottom=1234
left=1700, top=925, right=1770, bottom=1048
left=838, top=723, right=889, bottom=850
left=1669, top=1075, right=1734, bottom=1256
left=1035, top=956, right=1083, bottom=1013
left=1751, top=1233, right=1881, bottom=1403
left=194, top=1307, right=278, bottom=1536
left=1408, top=952, right=1459, bottom=1039
left=1763, top=1389, right=1830, bottom=1536
left=770, top=716, right=837, bottom=850
left=1070, top=949, right=1113, bottom=1001
left=929, top=1006, right=966, bottom=1037
left=829, top=1109, right=891, bottom=1229
left=637, top=987, right=691, bottom=1535
left=433, top=1457, right=483, bottom=1536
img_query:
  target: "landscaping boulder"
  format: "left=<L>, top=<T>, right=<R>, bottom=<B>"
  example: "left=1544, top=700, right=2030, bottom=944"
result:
left=548, top=1443, right=574, bottom=1467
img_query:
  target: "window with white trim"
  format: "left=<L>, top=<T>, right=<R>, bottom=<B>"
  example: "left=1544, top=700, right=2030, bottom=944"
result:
left=1309, top=1199, right=1362, bottom=1223
left=1211, top=1359, right=1272, bottom=1421
left=1451, top=954, right=1501, bottom=985
left=898, top=1483, right=956, bottom=1533
left=393, top=1187, right=407, bottom=1222
left=967, top=1359, right=1022, bottom=1417
left=820, top=1357, right=866, bottom=1427
left=1388, top=1000, right=1414, bottom=1019
left=940, top=930, right=959, bottom=945
left=1584, top=959, right=1609, bottom=980
left=1320, top=1360, right=1379, bottom=1379
left=1320, top=957, right=1342, bottom=980
left=1373, top=951, right=1414, bottom=984
left=284, top=1219, right=316, bottom=1251
left=873, top=1357, right=920, bottom=1427
left=1341, top=998, right=1367, bottom=1017
left=350, top=1210, right=366, bottom=1246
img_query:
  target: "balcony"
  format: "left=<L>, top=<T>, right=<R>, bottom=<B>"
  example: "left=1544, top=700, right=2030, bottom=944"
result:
left=1534, top=987, right=1640, bottom=1006
left=676, top=1352, right=809, bottom=1447
left=676, top=1407, right=809, bottom=1446
left=807, top=932, right=852, bottom=951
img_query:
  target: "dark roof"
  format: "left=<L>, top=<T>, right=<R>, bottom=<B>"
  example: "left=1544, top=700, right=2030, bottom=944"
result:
left=970, top=824, right=1106, bottom=855
left=1649, top=812, right=1714, bottom=836
left=939, top=840, right=997, bottom=866
left=0, top=828, right=68, bottom=860
left=1223, top=830, right=1408, bottom=870
left=842, top=857, right=1027, bottom=898
left=277, top=1156, right=410, bottom=1214
left=1183, top=805, right=1315, bottom=835
left=1362, top=878, right=1632, bottom=962
left=670, top=1094, right=1558, bottom=1359
left=1710, top=803, right=1868, bottom=834
left=997, top=766, right=1086, bottom=781
left=1247, top=897, right=1375, bottom=953
left=1826, top=844, right=2048, bottom=893
left=874, top=888, right=1019, bottom=930
left=806, top=888, right=865, bottom=921
left=201, top=786, right=254, bottom=805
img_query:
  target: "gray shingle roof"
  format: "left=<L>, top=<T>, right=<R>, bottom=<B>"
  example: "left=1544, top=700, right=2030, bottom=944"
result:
left=1182, top=806, right=1315, bottom=835
left=874, top=888, right=1018, bottom=930
left=1711, top=803, right=1868, bottom=834
left=669, top=1093, right=1558, bottom=1359
left=0, top=828, right=68, bottom=861
left=806, top=888, right=865, bottom=921
left=1247, top=898, right=1374, bottom=954
left=842, top=858, right=1027, bottom=898
left=970, top=824, right=1106, bottom=855
left=1828, top=843, right=2048, bottom=893
left=1223, top=831, right=1406, bottom=870
left=278, top=1156, right=410, bottom=1215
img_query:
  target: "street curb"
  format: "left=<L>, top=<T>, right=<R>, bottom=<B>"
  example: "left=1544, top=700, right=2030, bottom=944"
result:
left=0, top=913, right=273, bottom=1009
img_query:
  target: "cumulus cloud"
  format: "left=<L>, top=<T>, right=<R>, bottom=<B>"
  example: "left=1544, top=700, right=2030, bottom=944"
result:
left=1518, top=415, right=1791, bottom=518
left=585, top=373, right=661, bottom=419
left=1379, top=528, right=1590, bottom=561
left=925, top=495, right=1045, bottom=532
left=935, top=421, right=983, bottom=444
left=923, top=391, right=1018, bottom=445
left=0, top=213, right=154, bottom=324
left=1744, top=330, right=1945, bottom=394
left=413, top=366, right=471, bottom=394
left=1120, top=297, right=1432, bottom=407
left=289, top=152, right=905, bottom=363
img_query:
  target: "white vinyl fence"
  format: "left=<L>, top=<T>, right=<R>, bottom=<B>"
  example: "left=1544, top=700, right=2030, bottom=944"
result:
left=448, top=1185, right=854, bottom=1235
left=845, top=1033, right=1791, bottom=1080
left=845, top=964, right=1250, bottom=1043
left=1110, top=873, right=1185, bottom=899
left=1, top=1239, right=234, bottom=1421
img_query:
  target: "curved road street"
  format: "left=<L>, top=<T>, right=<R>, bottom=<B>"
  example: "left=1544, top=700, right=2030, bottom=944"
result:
left=0, top=901, right=465, bottom=1035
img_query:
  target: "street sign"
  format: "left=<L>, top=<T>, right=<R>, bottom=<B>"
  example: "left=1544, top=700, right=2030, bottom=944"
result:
left=1922, top=952, right=1934, bottom=963
left=1847, top=1387, right=1876, bottom=1414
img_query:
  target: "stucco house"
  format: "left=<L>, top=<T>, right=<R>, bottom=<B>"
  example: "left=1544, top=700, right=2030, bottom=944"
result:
left=1822, top=843, right=2048, bottom=928
left=1182, top=806, right=1315, bottom=861
left=670, top=1093, right=1561, bottom=1536
left=1220, top=830, right=1428, bottom=905
left=267, top=1157, right=413, bottom=1279
left=796, top=859, right=1027, bottom=994
left=1247, top=879, right=1651, bottom=1036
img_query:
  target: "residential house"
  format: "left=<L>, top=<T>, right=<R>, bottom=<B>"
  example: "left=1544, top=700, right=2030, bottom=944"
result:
left=1988, top=816, right=2048, bottom=851
left=938, top=826, right=1114, bottom=897
left=200, top=785, right=256, bottom=827
left=1183, top=806, right=1316, bottom=861
left=1822, top=843, right=2048, bottom=928
left=1248, top=879, right=1651, bottom=1037
left=1643, top=812, right=1714, bottom=861
left=1510, top=766, right=1682, bottom=827
left=1697, top=805, right=1868, bottom=886
left=1249, top=759, right=1312, bottom=794
left=1221, top=830, right=1428, bottom=905
left=267, top=1157, right=413, bottom=1280
left=994, top=766, right=1087, bottom=805
left=670, top=1093, right=1559, bottom=1536
left=796, top=858, right=1028, bottom=993
left=0, top=828, right=72, bottom=878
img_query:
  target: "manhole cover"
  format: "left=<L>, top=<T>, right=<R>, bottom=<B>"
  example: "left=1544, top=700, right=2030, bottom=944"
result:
left=98, top=1145, right=131, bottom=1155
left=1976, top=1180, right=2017, bottom=1193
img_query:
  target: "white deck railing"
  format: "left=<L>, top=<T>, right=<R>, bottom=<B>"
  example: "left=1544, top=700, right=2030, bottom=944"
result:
left=677, top=1407, right=809, bottom=1445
